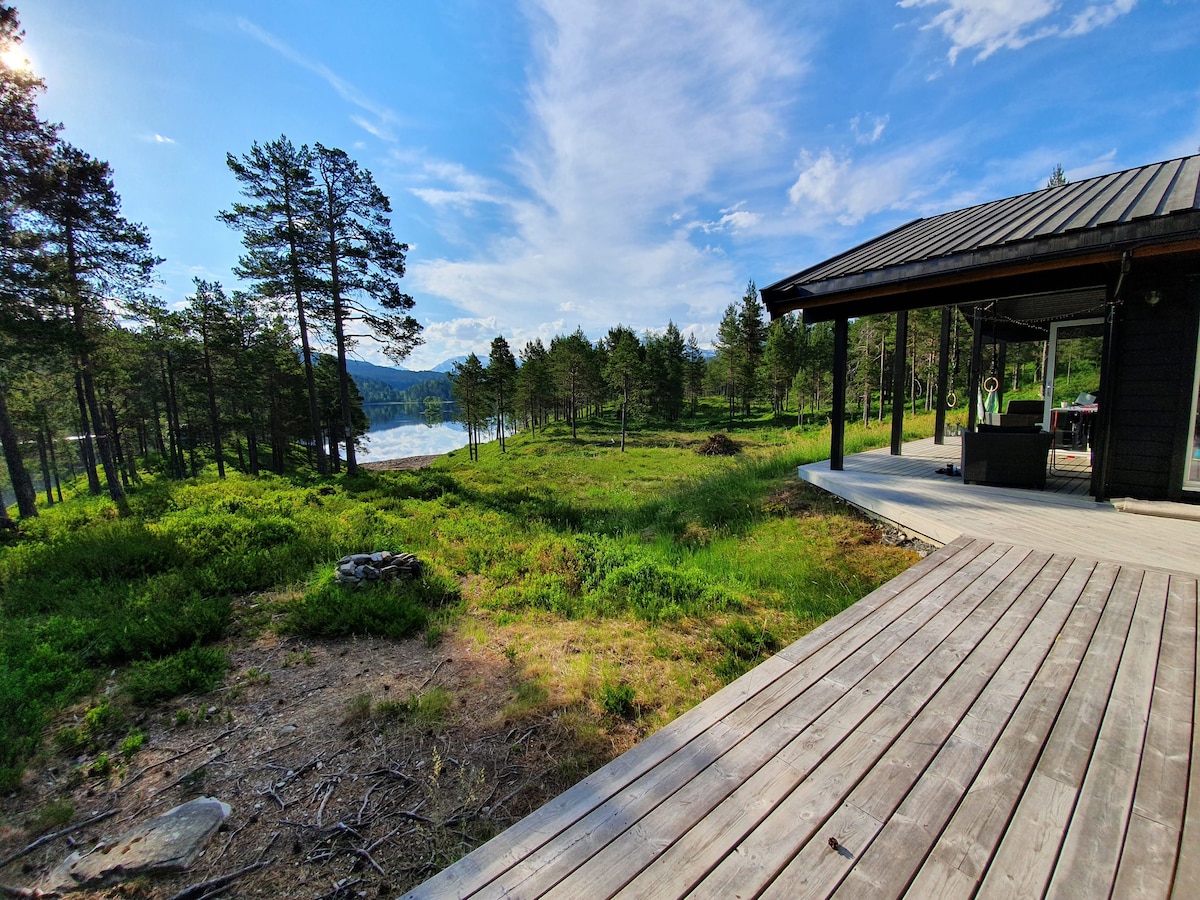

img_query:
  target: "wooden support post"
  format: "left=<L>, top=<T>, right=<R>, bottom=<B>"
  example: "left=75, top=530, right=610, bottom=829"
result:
left=1093, top=299, right=1121, bottom=499
left=890, top=310, right=908, bottom=455
left=935, top=306, right=951, bottom=444
left=996, top=341, right=1007, bottom=413
left=831, top=317, right=848, bottom=471
left=968, top=305, right=984, bottom=432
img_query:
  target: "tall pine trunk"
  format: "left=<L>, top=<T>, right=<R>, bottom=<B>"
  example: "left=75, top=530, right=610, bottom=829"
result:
left=0, top=383, right=38, bottom=518
left=74, top=371, right=101, bottom=494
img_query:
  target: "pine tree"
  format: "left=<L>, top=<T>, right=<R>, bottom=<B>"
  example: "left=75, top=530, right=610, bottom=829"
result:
left=310, top=143, right=422, bottom=476
left=684, top=332, right=707, bottom=416
left=549, top=328, right=595, bottom=440
left=486, top=336, right=517, bottom=452
left=737, top=280, right=766, bottom=416
left=761, top=314, right=799, bottom=415
left=0, top=5, right=58, bottom=518
left=36, top=143, right=159, bottom=504
left=714, top=303, right=744, bottom=422
left=450, top=354, right=488, bottom=461
left=603, top=326, right=644, bottom=451
left=517, top=339, right=551, bottom=432
left=221, top=136, right=328, bottom=474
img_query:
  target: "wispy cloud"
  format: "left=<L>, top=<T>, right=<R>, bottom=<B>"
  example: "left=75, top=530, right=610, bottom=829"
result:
left=410, top=0, right=809, bottom=343
left=785, top=139, right=958, bottom=227
left=237, top=17, right=400, bottom=141
left=408, top=161, right=510, bottom=210
left=899, top=0, right=1137, bottom=63
left=851, top=114, right=890, bottom=145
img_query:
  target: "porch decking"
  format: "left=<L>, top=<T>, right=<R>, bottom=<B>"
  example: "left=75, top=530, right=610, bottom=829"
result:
left=402, top=441, right=1200, bottom=900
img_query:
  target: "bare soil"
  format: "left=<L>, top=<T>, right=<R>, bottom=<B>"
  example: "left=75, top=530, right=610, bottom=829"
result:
left=357, top=456, right=444, bottom=473
left=0, top=625, right=599, bottom=899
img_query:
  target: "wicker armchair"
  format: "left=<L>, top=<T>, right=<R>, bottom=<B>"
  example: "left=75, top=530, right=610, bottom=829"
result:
left=961, top=425, right=1053, bottom=489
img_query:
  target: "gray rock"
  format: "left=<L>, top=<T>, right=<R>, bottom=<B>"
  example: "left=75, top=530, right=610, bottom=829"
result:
left=39, top=797, right=231, bottom=893
left=379, top=565, right=400, bottom=578
left=338, top=562, right=357, bottom=577
left=362, top=565, right=381, bottom=581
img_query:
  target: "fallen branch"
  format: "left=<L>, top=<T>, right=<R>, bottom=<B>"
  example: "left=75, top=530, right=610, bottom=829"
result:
left=420, top=657, right=450, bottom=690
left=165, top=857, right=273, bottom=900
left=1, top=885, right=59, bottom=898
left=0, top=809, right=117, bottom=870
left=113, top=726, right=238, bottom=798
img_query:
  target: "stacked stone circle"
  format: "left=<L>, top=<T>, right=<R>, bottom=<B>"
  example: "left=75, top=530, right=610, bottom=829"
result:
left=335, top=550, right=423, bottom=587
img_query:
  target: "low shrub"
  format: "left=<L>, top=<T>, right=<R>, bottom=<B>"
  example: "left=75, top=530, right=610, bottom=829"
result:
left=598, top=681, right=636, bottom=718
left=713, top=619, right=781, bottom=683
left=124, top=644, right=228, bottom=705
left=284, top=574, right=460, bottom=640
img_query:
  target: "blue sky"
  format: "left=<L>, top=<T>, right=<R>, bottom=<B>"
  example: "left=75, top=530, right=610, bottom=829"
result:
left=18, top=0, right=1200, bottom=370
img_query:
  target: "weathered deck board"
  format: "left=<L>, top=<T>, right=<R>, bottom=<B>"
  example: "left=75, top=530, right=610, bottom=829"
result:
left=401, top=438, right=1200, bottom=900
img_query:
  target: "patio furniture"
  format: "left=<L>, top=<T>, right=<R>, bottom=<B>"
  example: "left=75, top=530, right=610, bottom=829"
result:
left=999, top=399, right=1044, bottom=428
left=962, top=425, right=1053, bottom=489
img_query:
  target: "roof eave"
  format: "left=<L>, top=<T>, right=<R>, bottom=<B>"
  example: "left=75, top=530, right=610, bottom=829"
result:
left=763, top=210, right=1200, bottom=321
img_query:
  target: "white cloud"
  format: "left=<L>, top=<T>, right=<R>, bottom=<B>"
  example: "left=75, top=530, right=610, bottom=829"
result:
left=153, top=133, right=175, bottom=144
left=408, top=0, right=809, bottom=343
left=786, top=142, right=955, bottom=227
left=691, top=202, right=763, bottom=234
left=899, top=0, right=1137, bottom=63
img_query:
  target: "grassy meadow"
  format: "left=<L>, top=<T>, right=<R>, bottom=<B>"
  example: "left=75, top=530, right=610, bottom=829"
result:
left=0, top=405, right=947, bottom=793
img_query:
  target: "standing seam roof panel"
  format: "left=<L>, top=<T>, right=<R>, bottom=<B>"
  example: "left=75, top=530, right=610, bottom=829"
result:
left=1077, top=170, right=1142, bottom=229
left=1134, top=158, right=1184, bottom=219
left=1108, top=165, right=1166, bottom=222
left=907, top=193, right=1033, bottom=262
left=769, top=155, right=1200, bottom=294
left=859, top=205, right=982, bottom=272
left=992, top=178, right=1098, bottom=243
left=1030, top=174, right=1123, bottom=236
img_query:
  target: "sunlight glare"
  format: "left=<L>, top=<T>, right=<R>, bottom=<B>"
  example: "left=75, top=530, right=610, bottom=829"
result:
left=1, top=44, right=32, bottom=71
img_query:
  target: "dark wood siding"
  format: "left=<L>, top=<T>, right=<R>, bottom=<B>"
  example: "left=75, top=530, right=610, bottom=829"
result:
left=1103, top=269, right=1200, bottom=499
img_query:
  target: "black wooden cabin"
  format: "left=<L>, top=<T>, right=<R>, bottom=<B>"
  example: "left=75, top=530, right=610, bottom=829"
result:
left=762, top=154, right=1200, bottom=503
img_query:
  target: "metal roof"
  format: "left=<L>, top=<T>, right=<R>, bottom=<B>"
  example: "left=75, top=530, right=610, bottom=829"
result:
left=763, top=155, right=1200, bottom=320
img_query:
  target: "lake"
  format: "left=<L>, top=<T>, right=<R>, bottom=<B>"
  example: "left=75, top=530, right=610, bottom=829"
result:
left=359, top=404, right=468, bottom=463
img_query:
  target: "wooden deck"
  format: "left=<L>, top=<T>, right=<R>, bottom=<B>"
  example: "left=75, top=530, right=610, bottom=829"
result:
left=402, top=441, right=1200, bottom=900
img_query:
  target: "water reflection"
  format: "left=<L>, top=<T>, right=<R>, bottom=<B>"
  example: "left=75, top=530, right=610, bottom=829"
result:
left=360, top=404, right=468, bottom=462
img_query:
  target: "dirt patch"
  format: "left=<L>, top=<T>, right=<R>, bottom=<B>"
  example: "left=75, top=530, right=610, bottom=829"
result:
left=765, top=480, right=936, bottom=556
left=0, top=629, right=597, bottom=898
left=358, top=455, right=444, bottom=472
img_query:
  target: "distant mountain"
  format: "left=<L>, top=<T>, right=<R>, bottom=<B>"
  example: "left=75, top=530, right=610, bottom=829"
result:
left=345, top=357, right=443, bottom=390
left=432, top=356, right=469, bottom=373
left=343, top=358, right=449, bottom=404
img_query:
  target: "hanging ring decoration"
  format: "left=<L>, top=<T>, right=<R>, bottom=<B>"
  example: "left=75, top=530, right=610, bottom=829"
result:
left=945, top=391, right=957, bottom=409
left=983, top=375, right=999, bottom=394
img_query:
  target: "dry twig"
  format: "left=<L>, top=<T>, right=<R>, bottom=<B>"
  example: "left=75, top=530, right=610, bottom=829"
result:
left=0, top=809, right=116, bottom=870
left=165, top=857, right=274, bottom=900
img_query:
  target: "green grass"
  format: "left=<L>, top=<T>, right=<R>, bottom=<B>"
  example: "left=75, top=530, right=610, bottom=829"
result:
left=0, top=400, right=933, bottom=792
